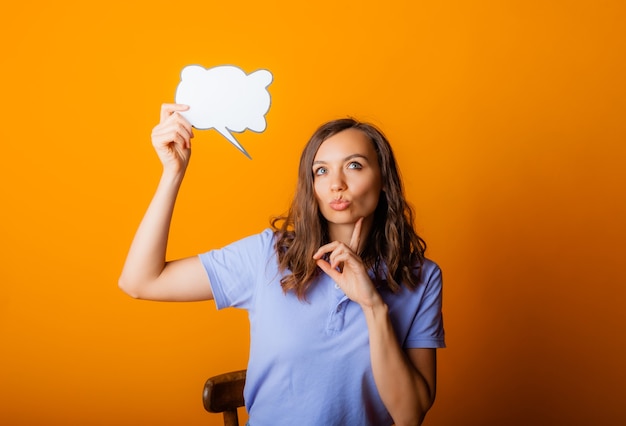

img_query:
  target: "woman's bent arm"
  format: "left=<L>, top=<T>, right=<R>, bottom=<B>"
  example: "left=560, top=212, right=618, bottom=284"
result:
left=363, top=302, right=436, bottom=426
left=118, top=104, right=213, bottom=302
left=313, top=219, right=436, bottom=425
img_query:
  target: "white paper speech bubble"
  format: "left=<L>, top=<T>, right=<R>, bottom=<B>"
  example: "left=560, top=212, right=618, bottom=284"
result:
left=175, top=65, right=273, bottom=159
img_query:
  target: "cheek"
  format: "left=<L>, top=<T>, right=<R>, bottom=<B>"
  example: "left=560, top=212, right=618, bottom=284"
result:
left=362, top=187, right=382, bottom=211
left=313, top=186, right=328, bottom=213
left=367, top=192, right=381, bottom=208
left=312, top=181, right=322, bottom=200
left=354, top=178, right=381, bottom=200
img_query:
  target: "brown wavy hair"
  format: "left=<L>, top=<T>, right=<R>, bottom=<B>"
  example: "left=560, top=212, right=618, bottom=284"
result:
left=271, top=118, right=426, bottom=300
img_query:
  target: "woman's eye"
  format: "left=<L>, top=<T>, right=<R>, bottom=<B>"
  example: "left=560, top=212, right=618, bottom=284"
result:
left=314, top=167, right=327, bottom=176
left=347, top=162, right=362, bottom=170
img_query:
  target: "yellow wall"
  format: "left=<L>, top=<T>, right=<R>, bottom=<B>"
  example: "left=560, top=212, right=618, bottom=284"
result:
left=1, top=1, right=624, bottom=425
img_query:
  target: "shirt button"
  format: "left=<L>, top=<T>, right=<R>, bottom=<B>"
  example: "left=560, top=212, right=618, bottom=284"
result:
left=334, top=282, right=341, bottom=289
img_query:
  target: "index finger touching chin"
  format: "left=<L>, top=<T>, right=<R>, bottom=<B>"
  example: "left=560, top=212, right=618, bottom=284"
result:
left=349, top=217, right=364, bottom=253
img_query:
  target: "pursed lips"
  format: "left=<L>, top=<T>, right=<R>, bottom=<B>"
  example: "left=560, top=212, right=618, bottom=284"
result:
left=329, top=199, right=351, bottom=211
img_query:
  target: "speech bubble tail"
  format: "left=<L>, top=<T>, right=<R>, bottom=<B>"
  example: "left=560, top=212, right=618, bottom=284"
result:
left=215, top=127, right=252, bottom=159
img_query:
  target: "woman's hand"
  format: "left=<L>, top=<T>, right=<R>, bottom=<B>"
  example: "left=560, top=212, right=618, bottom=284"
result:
left=313, top=218, right=382, bottom=308
left=151, top=103, right=194, bottom=175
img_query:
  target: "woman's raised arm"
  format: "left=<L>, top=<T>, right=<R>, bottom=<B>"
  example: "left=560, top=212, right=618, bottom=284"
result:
left=118, top=104, right=213, bottom=302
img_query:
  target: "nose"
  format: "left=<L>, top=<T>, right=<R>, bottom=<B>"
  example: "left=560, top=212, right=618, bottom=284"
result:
left=330, top=171, right=346, bottom=192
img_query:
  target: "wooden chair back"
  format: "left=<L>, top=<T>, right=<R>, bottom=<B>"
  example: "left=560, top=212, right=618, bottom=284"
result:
left=203, top=369, right=247, bottom=426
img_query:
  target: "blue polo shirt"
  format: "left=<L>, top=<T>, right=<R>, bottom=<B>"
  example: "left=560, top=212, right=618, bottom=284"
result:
left=199, top=229, right=445, bottom=426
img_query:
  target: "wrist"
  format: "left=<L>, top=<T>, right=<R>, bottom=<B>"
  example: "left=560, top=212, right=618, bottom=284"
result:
left=160, top=168, right=186, bottom=186
left=360, top=293, right=387, bottom=315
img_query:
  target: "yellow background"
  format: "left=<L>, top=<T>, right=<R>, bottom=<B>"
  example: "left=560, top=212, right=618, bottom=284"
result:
left=1, top=1, right=625, bottom=425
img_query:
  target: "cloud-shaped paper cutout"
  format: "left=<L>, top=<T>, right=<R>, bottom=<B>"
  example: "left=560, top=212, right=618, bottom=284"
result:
left=175, top=65, right=273, bottom=159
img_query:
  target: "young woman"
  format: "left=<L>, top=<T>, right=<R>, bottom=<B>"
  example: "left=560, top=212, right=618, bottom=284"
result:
left=119, top=104, right=445, bottom=426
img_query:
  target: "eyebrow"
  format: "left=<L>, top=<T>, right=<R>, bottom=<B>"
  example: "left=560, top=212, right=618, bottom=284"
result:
left=312, top=154, right=369, bottom=166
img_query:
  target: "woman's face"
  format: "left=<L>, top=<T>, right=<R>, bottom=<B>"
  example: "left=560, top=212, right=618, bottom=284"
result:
left=312, top=128, right=382, bottom=240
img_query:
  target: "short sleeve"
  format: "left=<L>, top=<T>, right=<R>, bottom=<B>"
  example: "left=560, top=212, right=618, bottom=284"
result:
left=198, top=229, right=275, bottom=310
left=404, top=261, right=446, bottom=348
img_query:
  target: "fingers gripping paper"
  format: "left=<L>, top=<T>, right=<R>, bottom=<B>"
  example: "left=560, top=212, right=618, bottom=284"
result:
left=175, top=65, right=273, bottom=159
